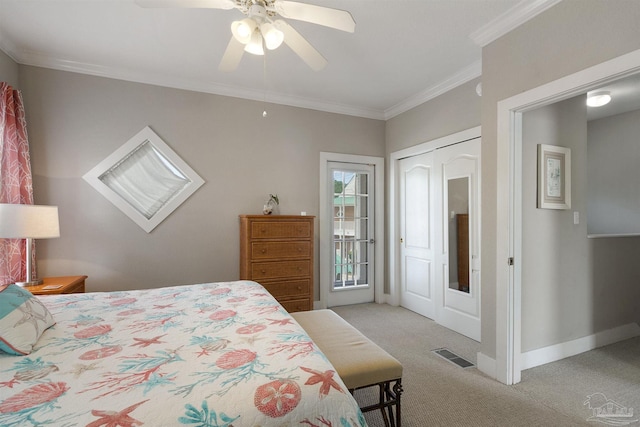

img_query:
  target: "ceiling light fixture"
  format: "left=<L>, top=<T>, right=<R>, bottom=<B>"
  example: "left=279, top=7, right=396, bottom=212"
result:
left=260, top=22, right=284, bottom=50
left=586, top=91, right=612, bottom=107
left=244, top=29, right=265, bottom=55
left=230, top=1, right=283, bottom=57
left=138, top=0, right=356, bottom=72
left=231, top=18, right=257, bottom=44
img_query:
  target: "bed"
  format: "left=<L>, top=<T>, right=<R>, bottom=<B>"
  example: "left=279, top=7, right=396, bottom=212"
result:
left=0, top=280, right=366, bottom=426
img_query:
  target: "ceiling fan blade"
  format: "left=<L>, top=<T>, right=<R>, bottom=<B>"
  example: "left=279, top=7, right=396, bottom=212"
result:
left=274, top=0, right=355, bottom=33
left=135, top=0, right=235, bottom=9
left=275, top=20, right=327, bottom=71
left=219, top=37, right=245, bottom=72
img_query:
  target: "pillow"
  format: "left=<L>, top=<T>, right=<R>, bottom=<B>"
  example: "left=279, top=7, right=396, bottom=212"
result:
left=0, top=284, right=55, bottom=355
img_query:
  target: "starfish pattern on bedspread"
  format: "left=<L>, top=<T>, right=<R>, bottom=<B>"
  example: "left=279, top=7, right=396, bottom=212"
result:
left=0, top=281, right=366, bottom=427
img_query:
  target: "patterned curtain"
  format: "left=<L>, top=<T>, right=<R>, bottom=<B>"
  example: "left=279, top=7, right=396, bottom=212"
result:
left=0, top=82, right=35, bottom=285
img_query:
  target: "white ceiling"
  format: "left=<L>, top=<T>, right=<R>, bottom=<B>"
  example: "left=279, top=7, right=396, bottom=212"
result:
left=0, top=0, right=560, bottom=120
left=587, top=73, right=640, bottom=121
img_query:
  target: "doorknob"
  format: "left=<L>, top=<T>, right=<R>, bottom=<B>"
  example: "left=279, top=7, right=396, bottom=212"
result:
left=369, top=239, right=375, bottom=244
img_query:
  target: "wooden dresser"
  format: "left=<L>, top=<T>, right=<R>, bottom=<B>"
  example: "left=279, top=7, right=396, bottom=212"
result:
left=239, top=215, right=314, bottom=312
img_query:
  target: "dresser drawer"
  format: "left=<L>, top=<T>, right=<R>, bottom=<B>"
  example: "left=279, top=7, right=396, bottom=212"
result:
left=261, top=279, right=311, bottom=299
left=280, top=298, right=312, bottom=313
left=251, top=242, right=311, bottom=260
left=251, top=260, right=310, bottom=280
left=251, top=221, right=311, bottom=239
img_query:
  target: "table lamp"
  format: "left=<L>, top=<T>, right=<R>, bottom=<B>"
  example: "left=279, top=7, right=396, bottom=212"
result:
left=0, top=203, right=60, bottom=286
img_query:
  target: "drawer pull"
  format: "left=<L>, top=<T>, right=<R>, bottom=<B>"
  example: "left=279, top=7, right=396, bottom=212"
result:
left=261, top=249, right=267, bottom=253
left=261, top=269, right=267, bottom=274
left=297, top=286, right=302, bottom=290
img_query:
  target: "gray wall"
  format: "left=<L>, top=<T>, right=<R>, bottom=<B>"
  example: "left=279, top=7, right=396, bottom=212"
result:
left=480, top=0, right=640, bottom=359
left=20, top=66, right=385, bottom=297
left=385, top=78, right=481, bottom=155
left=0, top=49, right=19, bottom=88
left=588, top=109, right=640, bottom=236
left=521, top=97, right=640, bottom=352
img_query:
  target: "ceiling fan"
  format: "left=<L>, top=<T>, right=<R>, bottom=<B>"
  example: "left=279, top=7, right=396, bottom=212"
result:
left=136, top=0, right=355, bottom=72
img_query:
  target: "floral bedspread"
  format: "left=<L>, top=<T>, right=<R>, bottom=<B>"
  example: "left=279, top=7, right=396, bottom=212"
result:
left=0, top=281, right=366, bottom=427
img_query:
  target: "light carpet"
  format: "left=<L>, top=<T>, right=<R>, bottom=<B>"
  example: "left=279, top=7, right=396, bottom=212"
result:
left=331, top=303, right=640, bottom=427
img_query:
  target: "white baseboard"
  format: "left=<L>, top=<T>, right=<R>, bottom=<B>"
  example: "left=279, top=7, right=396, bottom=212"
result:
left=477, top=352, right=497, bottom=379
left=521, top=322, right=640, bottom=370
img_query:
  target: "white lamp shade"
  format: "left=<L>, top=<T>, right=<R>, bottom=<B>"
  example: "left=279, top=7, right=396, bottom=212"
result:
left=244, top=29, right=264, bottom=55
left=0, top=204, right=60, bottom=239
left=260, top=22, right=284, bottom=50
left=231, top=18, right=257, bottom=45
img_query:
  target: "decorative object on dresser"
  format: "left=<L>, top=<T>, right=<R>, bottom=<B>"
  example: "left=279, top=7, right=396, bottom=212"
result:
left=27, top=275, right=87, bottom=295
left=0, top=204, right=60, bottom=286
left=240, top=215, right=314, bottom=312
left=263, top=193, right=279, bottom=215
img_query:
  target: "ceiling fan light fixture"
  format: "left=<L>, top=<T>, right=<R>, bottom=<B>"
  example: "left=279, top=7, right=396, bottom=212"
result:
left=260, top=22, right=284, bottom=50
left=244, top=29, right=264, bottom=55
left=231, top=18, right=257, bottom=44
left=587, top=91, right=612, bottom=107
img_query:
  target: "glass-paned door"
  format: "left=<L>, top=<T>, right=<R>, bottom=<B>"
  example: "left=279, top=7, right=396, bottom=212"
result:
left=328, top=163, right=375, bottom=306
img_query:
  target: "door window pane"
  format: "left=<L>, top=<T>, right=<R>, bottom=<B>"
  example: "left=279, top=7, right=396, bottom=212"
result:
left=333, top=170, right=370, bottom=290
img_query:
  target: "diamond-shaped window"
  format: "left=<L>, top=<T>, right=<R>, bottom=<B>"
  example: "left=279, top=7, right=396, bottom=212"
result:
left=83, top=126, right=204, bottom=232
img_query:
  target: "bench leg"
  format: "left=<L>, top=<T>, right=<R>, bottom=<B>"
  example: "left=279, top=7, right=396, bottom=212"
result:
left=384, top=379, right=402, bottom=427
left=352, top=378, right=402, bottom=427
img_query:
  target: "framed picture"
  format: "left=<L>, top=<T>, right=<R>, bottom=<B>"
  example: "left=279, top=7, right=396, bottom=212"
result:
left=537, top=144, right=571, bottom=210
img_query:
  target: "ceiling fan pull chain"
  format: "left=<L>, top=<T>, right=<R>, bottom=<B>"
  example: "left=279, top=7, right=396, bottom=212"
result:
left=262, top=54, right=268, bottom=118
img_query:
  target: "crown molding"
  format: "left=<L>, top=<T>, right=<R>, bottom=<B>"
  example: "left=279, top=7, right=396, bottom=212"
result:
left=0, top=32, right=21, bottom=63
left=5, top=47, right=385, bottom=120
left=5, top=43, right=479, bottom=121
left=383, top=61, right=482, bottom=120
left=470, top=0, right=563, bottom=47
left=3, top=42, right=481, bottom=122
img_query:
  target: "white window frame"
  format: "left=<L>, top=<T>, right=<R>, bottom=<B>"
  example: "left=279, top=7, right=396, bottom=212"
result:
left=83, top=126, right=204, bottom=233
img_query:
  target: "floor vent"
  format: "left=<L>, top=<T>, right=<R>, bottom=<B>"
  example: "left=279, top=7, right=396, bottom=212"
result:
left=432, top=348, right=475, bottom=368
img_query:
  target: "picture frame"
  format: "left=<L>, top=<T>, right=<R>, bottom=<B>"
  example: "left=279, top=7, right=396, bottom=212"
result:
left=83, top=126, right=204, bottom=232
left=537, top=144, right=571, bottom=210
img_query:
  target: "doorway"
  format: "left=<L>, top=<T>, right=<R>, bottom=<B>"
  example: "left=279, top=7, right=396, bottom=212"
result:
left=328, top=163, right=375, bottom=306
left=392, top=128, right=481, bottom=341
left=494, top=49, right=640, bottom=385
left=319, top=152, right=385, bottom=309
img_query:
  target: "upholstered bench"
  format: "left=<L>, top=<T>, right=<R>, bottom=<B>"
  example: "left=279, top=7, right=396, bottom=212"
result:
left=292, top=309, right=403, bottom=427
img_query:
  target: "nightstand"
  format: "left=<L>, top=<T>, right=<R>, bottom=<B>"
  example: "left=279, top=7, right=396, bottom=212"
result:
left=27, top=276, right=88, bottom=295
